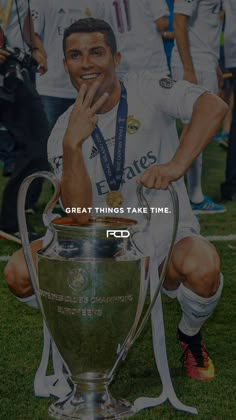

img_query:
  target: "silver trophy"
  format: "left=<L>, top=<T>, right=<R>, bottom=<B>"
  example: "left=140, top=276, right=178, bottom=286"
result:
left=17, top=171, right=179, bottom=419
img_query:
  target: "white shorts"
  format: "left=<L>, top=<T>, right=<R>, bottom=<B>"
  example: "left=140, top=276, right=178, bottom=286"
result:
left=171, top=66, right=218, bottom=95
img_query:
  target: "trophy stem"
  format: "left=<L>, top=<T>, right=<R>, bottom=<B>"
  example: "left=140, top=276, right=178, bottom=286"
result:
left=48, top=372, right=134, bottom=419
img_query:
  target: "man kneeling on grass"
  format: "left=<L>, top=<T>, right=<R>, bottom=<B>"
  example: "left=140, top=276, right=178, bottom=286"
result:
left=4, top=18, right=227, bottom=381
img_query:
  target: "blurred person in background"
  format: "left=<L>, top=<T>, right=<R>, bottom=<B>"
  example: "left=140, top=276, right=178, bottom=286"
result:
left=163, top=0, right=175, bottom=71
left=30, top=0, right=102, bottom=132
left=221, top=0, right=236, bottom=200
left=0, top=0, right=50, bottom=241
left=171, top=0, right=226, bottom=214
left=101, top=0, right=170, bottom=79
left=214, top=8, right=233, bottom=149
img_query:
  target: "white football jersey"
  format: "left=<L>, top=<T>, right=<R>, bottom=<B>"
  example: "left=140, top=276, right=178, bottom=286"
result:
left=100, top=0, right=169, bottom=77
left=48, top=72, right=205, bottom=252
left=171, top=0, right=222, bottom=71
left=30, top=0, right=102, bottom=98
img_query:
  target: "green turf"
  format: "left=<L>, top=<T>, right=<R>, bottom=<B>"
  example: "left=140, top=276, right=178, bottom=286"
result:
left=0, top=142, right=236, bottom=419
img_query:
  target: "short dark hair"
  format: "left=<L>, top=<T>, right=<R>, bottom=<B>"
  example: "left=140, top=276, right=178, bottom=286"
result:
left=63, top=18, right=117, bottom=56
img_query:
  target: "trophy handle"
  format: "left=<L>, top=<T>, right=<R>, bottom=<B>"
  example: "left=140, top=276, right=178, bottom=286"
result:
left=17, top=171, right=60, bottom=312
left=130, top=183, right=179, bottom=341
left=108, top=183, right=179, bottom=380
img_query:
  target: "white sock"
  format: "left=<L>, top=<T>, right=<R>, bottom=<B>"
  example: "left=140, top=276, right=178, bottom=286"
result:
left=16, top=294, right=39, bottom=309
left=187, top=154, right=204, bottom=203
left=177, top=274, right=224, bottom=336
left=162, top=286, right=178, bottom=299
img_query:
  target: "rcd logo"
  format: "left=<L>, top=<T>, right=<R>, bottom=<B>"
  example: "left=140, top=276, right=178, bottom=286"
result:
left=106, top=230, right=130, bottom=238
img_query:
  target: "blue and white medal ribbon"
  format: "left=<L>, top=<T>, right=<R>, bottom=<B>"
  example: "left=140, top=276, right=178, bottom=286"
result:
left=91, top=82, right=128, bottom=207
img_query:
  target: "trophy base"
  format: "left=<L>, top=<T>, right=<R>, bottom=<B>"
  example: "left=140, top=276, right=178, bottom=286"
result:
left=48, top=374, right=134, bottom=419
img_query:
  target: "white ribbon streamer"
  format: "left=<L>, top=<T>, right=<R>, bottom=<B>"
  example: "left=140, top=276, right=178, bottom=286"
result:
left=132, top=258, right=197, bottom=415
left=34, top=321, right=71, bottom=398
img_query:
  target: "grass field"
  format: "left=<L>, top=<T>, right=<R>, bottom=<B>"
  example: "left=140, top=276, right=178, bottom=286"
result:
left=0, top=141, right=236, bottom=419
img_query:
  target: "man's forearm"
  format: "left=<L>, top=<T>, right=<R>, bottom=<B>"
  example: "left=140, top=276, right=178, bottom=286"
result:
left=23, top=14, right=46, bottom=55
left=61, top=143, right=92, bottom=223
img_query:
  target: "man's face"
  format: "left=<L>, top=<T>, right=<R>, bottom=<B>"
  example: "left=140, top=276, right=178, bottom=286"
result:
left=63, top=31, right=121, bottom=99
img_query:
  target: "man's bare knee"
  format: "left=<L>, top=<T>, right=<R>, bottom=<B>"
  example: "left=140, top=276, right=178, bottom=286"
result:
left=183, top=242, right=221, bottom=297
left=200, top=254, right=221, bottom=296
left=4, top=261, right=33, bottom=298
left=3, top=240, right=42, bottom=298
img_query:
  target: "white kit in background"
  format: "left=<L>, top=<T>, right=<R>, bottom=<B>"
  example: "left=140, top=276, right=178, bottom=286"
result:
left=171, top=0, right=222, bottom=93
left=30, top=0, right=102, bottom=99
left=101, top=0, right=169, bottom=78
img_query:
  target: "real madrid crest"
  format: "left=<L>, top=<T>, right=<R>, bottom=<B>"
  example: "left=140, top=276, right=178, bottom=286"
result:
left=127, top=115, right=141, bottom=135
left=159, top=77, right=175, bottom=89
